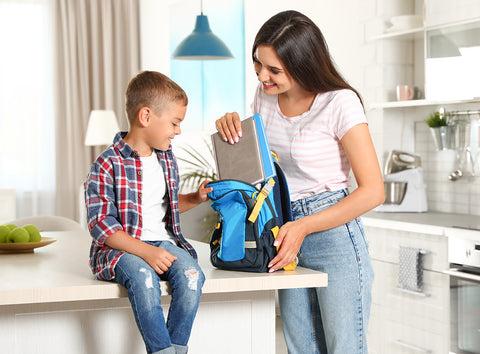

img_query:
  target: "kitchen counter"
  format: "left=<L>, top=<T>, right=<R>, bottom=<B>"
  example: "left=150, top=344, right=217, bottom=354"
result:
left=0, top=229, right=326, bottom=354
left=362, top=211, right=480, bottom=240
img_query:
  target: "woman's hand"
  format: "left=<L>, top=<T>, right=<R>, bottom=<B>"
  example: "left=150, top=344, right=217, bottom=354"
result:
left=215, top=112, right=242, bottom=144
left=268, top=220, right=308, bottom=272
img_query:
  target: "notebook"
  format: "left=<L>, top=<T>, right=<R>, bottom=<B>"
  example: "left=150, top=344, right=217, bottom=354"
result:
left=211, top=114, right=275, bottom=184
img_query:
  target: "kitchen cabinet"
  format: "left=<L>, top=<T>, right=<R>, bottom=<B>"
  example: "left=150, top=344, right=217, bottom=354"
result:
left=366, top=1, right=480, bottom=212
left=368, top=5, right=480, bottom=109
left=365, top=225, right=449, bottom=354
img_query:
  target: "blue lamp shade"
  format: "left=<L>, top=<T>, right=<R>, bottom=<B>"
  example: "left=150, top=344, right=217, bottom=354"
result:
left=172, top=14, right=233, bottom=60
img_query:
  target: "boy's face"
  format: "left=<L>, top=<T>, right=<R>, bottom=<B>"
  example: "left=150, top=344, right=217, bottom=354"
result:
left=147, top=101, right=186, bottom=151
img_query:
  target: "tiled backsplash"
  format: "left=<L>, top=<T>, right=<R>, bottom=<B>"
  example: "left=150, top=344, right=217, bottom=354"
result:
left=415, top=121, right=480, bottom=215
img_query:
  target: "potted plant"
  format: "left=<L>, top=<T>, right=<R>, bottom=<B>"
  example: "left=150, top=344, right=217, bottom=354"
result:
left=176, top=139, right=218, bottom=243
left=426, top=110, right=454, bottom=150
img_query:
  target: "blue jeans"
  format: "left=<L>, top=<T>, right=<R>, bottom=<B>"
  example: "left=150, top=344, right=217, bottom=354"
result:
left=278, top=189, right=374, bottom=354
left=114, top=241, right=205, bottom=354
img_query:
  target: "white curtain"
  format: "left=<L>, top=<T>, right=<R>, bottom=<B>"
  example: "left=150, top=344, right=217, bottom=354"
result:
left=52, top=0, right=140, bottom=220
left=0, top=0, right=56, bottom=218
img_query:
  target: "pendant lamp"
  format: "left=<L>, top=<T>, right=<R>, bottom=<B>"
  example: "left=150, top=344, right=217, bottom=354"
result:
left=172, top=1, right=233, bottom=60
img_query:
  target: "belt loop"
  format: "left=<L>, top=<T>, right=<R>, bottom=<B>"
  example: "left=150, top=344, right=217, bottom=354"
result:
left=301, top=198, right=308, bottom=215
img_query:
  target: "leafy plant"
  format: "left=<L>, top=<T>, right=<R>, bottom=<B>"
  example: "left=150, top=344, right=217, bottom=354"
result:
left=176, top=139, right=218, bottom=243
left=176, top=139, right=217, bottom=192
left=425, top=111, right=450, bottom=127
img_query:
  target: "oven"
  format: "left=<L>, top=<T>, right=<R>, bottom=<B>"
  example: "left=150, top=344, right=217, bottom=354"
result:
left=444, top=234, right=480, bottom=354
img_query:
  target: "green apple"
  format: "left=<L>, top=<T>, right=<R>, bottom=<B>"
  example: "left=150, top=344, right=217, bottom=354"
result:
left=0, top=225, right=10, bottom=243
left=4, top=224, right=17, bottom=231
left=7, top=227, right=30, bottom=243
left=23, top=224, right=41, bottom=242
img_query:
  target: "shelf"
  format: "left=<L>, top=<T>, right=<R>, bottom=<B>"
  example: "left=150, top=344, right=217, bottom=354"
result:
left=368, top=27, right=424, bottom=41
left=368, top=98, right=480, bottom=110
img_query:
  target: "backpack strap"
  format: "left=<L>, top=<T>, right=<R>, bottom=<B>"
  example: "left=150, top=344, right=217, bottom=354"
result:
left=247, top=178, right=275, bottom=223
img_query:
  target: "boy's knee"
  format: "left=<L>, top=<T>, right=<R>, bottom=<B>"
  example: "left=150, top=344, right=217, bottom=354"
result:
left=183, top=266, right=205, bottom=291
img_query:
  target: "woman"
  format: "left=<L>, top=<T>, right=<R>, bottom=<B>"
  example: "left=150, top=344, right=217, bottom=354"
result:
left=215, top=10, right=384, bottom=354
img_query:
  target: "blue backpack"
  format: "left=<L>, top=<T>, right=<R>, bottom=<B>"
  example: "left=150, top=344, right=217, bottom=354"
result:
left=207, top=160, right=295, bottom=272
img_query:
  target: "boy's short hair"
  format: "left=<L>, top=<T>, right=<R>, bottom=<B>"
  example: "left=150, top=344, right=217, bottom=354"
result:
left=125, top=71, right=188, bottom=125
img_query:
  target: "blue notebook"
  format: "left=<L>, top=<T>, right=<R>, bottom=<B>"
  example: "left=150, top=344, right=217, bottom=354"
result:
left=211, top=114, right=275, bottom=184
left=252, top=114, right=275, bottom=181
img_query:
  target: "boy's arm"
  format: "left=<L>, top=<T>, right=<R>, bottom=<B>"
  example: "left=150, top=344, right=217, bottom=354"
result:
left=105, top=231, right=177, bottom=274
left=178, top=180, right=213, bottom=213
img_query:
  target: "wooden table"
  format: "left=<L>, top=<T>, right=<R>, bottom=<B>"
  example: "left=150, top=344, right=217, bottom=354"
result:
left=0, top=230, right=327, bottom=354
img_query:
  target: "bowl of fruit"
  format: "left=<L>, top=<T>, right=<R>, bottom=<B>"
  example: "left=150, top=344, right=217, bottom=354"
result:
left=0, top=224, right=56, bottom=253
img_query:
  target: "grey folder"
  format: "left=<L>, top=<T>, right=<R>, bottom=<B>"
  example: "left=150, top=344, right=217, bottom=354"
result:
left=211, top=117, right=265, bottom=184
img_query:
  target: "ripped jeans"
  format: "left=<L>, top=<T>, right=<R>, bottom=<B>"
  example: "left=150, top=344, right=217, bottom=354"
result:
left=114, top=241, right=205, bottom=354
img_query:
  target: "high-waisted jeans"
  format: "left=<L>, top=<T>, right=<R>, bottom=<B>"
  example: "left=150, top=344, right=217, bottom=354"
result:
left=114, top=241, right=205, bottom=354
left=278, top=189, right=374, bottom=354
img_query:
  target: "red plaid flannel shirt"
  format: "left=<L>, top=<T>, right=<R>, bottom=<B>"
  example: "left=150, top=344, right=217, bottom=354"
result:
left=84, top=132, right=197, bottom=280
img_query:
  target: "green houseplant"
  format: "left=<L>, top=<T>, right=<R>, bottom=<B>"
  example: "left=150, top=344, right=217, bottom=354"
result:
left=176, top=139, right=218, bottom=242
left=426, top=110, right=454, bottom=151
left=425, top=111, right=449, bottom=127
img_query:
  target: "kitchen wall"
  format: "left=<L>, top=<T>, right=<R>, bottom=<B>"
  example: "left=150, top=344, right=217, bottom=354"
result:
left=139, top=0, right=480, bottom=216
left=415, top=117, right=480, bottom=215
left=361, top=0, right=480, bottom=216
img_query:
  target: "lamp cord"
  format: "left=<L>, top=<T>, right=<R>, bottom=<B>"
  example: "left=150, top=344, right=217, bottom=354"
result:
left=200, top=0, right=203, bottom=14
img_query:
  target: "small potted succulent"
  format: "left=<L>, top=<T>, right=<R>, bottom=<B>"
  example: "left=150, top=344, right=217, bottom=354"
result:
left=426, top=110, right=454, bottom=150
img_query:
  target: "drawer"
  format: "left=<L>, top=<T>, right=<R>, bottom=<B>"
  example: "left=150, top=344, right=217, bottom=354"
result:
left=383, top=319, right=450, bottom=354
left=371, top=260, right=449, bottom=327
left=365, top=226, right=448, bottom=272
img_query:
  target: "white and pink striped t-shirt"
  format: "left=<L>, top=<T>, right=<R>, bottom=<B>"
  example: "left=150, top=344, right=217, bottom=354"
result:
left=252, top=83, right=367, bottom=201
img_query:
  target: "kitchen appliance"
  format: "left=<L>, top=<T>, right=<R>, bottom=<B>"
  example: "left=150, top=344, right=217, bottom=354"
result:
left=376, top=150, right=428, bottom=212
left=444, top=234, right=480, bottom=354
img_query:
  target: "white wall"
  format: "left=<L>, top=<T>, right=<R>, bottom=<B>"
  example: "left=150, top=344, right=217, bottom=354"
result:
left=139, top=0, right=480, bottom=217
left=243, top=0, right=365, bottom=114
left=139, top=0, right=367, bottom=118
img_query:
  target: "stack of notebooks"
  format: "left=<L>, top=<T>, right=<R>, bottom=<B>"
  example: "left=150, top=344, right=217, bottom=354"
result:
left=211, top=114, right=275, bottom=184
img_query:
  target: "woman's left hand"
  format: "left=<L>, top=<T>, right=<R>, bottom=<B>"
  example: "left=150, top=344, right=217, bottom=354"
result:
left=268, top=220, right=308, bottom=272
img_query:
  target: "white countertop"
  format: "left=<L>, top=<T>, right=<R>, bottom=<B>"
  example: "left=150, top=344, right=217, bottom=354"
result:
left=0, top=230, right=327, bottom=306
left=362, top=211, right=480, bottom=240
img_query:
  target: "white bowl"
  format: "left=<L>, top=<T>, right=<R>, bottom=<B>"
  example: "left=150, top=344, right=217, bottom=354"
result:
left=389, top=15, right=423, bottom=30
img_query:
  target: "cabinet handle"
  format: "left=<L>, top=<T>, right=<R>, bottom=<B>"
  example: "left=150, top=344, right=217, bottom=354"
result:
left=395, top=287, right=430, bottom=297
left=393, top=339, right=432, bottom=353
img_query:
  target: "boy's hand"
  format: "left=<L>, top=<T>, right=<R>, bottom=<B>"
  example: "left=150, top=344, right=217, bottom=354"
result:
left=178, top=180, right=213, bottom=213
left=196, top=180, right=213, bottom=203
left=143, top=246, right=177, bottom=275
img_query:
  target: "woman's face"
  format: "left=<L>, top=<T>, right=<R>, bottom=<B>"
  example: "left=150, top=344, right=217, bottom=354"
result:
left=254, top=45, right=298, bottom=95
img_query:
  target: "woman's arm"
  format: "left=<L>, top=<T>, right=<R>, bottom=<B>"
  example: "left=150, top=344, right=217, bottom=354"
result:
left=268, top=123, right=385, bottom=272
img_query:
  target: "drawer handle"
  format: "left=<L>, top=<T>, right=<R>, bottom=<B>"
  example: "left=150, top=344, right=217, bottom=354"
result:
left=394, top=339, right=432, bottom=353
left=395, top=287, right=430, bottom=297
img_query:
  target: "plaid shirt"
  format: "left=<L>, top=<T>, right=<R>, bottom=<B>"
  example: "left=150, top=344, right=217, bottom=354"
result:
left=84, top=132, right=197, bottom=280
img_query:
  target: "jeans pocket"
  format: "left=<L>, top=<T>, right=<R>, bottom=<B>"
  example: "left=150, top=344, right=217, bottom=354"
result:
left=354, top=217, right=370, bottom=254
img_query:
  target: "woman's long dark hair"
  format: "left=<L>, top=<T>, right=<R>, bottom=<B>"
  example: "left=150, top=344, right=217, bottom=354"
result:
left=253, top=10, right=363, bottom=106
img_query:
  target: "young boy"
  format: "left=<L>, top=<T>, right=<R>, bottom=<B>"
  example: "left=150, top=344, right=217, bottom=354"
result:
left=84, top=71, right=211, bottom=354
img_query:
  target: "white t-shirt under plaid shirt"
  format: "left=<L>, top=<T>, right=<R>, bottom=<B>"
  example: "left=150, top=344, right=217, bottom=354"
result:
left=252, top=83, right=368, bottom=201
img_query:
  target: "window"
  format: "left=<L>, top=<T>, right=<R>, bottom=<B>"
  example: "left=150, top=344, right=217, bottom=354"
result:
left=0, top=0, right=55, bottom=217
left=169, top=0, right=245, bottom=131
